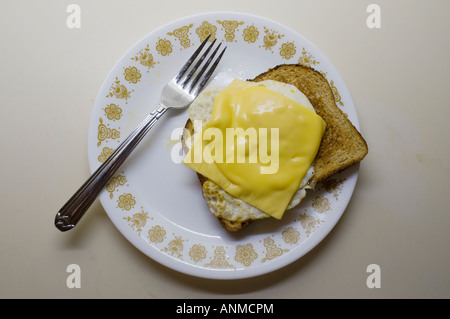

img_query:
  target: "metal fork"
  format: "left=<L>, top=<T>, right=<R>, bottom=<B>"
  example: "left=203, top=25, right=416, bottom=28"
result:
left=55, top=35, right=226, bottom=231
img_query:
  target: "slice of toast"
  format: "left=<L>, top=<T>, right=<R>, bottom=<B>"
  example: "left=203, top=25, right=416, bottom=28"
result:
left=182, top=64, right=368, bottom=231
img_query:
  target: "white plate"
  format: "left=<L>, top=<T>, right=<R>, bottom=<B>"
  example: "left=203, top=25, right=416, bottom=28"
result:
left=88, top=12, right=360, bottom=279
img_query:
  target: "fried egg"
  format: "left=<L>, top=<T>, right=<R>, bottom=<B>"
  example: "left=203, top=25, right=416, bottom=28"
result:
left=187, top=80, right=316, bottom=222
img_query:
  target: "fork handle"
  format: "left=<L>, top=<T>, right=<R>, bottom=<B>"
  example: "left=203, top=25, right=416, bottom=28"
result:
left=55, top=105, right=168, bottom=231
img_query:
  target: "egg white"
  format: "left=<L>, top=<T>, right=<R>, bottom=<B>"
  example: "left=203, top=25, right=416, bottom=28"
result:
left=187, top=80, right=316, bottom=222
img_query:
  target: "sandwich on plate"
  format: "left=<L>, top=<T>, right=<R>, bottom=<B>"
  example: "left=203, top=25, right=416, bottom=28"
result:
left=181, top=64, right=368, bottom=231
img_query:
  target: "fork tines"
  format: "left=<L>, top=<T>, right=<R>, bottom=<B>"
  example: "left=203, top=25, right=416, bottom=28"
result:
left=176, top=35, right=227, bottom=95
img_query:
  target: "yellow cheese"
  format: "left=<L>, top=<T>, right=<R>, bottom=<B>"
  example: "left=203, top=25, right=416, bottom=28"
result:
left=184, top=79, right=326, bottom=219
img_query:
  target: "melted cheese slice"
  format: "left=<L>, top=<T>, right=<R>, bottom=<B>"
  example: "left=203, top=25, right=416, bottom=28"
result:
left=184, top=79, right=326, bottom=219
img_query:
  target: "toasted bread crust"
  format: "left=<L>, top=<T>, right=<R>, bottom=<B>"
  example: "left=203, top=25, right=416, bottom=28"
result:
left=182, top=64, right=368, bottom=231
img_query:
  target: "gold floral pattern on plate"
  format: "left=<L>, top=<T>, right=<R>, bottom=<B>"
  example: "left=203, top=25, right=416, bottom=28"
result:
left=261, top=27, right=284, bottom=51
left=195, top=21, right=217, bottom=42
left=279, top=42, right=296, bottom=60
left=105, top=174, right=127, bottom=199
left=312, top=196, right=331, bottom=213
left=162, top=236, right=184, bottom=259
left=98, top=146, right=113, bottom=162
left=216, top=20, right=244, bottom=42
left=104, top=103, right=122, bottom=121
left=298, top=47, right=320, bottom=67
left=167, top=24, right=194, bottom=49
left=97, top=117, right=120, bottom=147
left=261, top=237, right=289, bottom=263
left=282, top=227, right=300, bottom=244
left=204, top=246, right=235, bottom=269
left=155, top=38, right=173, bottom=56
left=131, top=44, right=158, bottom=71
left=189, top=244, right=207, bottom=262
left=123, top=210, right=149, bottom=235
left=235, top=243, right=258, bottom=267
left=242, top=25, right=259, bottom=43
left=148, top=225, right=166, bottom=243
left=106, top=77, right=132, bottom=102
left=321, top=178, right=346, bottom=200
left=123, top=66, right=142, bottom=84
left=299, top=213, right=323, bottom=237
left=117, top=193, right=136, bottom=211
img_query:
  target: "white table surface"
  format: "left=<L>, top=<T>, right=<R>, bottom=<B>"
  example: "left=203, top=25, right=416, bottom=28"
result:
left=1, top=0, right=449, bottom=298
